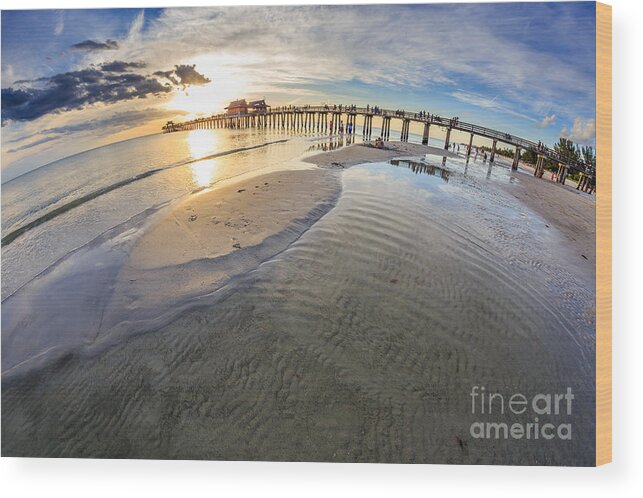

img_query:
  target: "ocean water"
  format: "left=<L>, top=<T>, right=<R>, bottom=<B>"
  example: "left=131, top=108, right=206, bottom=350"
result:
left=1, top=128, right=595, bottom=464
left=1, top=128, right=328, bottom=299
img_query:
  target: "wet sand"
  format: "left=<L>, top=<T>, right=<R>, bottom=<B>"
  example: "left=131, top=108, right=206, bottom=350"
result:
left=307, top=144, right=595, bottom=269
left=114, top=142, right=442, bottom=310
left=127, top=168, right=340, bottom=270
left=102, top=168, right=342, bottom=329
left=303, top=141, right=454, bottom=169
left=506, top=161, right=596, bottom=270
left=1, top=141, right=596, bottom=464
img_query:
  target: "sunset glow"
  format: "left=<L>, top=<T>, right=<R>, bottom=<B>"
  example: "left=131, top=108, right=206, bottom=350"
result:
left=2, top=4, right=597, bottom=181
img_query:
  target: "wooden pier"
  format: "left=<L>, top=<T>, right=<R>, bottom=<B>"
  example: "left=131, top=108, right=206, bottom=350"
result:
left=162, top=104, right=595, bottom=192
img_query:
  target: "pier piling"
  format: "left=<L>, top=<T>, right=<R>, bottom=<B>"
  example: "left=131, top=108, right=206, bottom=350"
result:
left=161, top=104, right=593, bottom=191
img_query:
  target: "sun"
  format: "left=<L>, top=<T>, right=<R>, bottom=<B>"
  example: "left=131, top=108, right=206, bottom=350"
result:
left=167, top=53, right=253, bottom=118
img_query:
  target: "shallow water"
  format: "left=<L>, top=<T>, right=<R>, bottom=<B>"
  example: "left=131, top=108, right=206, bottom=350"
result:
left=1, top=129, right=347, bottom=299
left=1, top=137, right=595, bottom=464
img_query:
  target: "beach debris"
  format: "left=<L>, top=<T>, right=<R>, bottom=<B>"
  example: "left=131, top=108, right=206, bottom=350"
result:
left=188, top=214, right=198, bottom=222
left=232, top=242, right=241, bottom=249
left=237, top=189, right=246, bottom=193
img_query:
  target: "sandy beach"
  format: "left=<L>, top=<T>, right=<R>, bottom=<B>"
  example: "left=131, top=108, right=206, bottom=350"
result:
left=98, top=167, right=341, bottom=326
left=127, top=141, right=594, bottom=278
left=304, top=142, right=594, bottom=268
left=118, top=141, right=441, bottom=297
left=2, top=139, right=596, bottom=464
left=502, top=158, right=596, bottom=269
left=1, top=1, right=606, bottom=470
left=304, top=141, right=455, bottom=169
left=127, top=168, right=340, bottom=269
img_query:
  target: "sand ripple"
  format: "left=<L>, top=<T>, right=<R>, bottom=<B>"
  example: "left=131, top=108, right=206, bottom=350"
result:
left=1, top=158, right=595, bottom=464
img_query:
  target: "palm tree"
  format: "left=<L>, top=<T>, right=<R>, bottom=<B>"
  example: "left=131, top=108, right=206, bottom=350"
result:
left=581, top=145, right=596, bottom=174
left=554, top=137, right=580, bottom=163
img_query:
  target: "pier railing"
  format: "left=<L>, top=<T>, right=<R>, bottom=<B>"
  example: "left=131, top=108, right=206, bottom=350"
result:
left=162, top=104, right=592, bottom=178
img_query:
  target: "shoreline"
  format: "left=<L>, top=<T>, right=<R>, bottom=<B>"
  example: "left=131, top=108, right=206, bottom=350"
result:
left=2, top=139, right=597, bottom=464
left=507, top=162, right=596, bottom=272
left=304, top=142, right=595, bottom=269
left=118, top=141, right=442, bottom=292
left=1, top=140, right=596, bottom=380
left=126, top=167, right=340, bottom=270
left=303, top=141, right=454, bottom=169
left=1, top=166, right=342, bottom=381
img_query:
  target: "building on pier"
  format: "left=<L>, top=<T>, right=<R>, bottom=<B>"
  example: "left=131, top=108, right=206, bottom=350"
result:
left=249, top=99, right=270, bottom=114
left=159, top=103, right=592, bottom=189
left=225, top=99, right=270, bottom=116
left=225, top=99, right=249, bottom=116
left=162, top=121, right=176, bottom=133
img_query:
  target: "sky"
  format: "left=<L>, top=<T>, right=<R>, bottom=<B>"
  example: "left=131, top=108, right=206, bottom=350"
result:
left=1, top=3, right=597, bottom=181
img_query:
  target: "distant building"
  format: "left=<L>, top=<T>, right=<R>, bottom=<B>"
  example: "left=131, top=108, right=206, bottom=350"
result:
left=225, top=99, right=249, bottom=116
left=249, top=99, right=270, bottom=114
left=225, top=99, right=270, bottom=116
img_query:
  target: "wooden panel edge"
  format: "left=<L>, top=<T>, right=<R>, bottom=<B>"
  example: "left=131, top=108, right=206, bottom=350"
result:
left=595, top=1, right=612, bottom=467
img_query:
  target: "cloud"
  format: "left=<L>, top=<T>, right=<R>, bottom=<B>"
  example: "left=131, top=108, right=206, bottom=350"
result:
left=450, top=90, right=536, bottom=122
left=2, top=68, right=169, bottom=123
left=174, top=64, right=211, bottom=86
left=5, top=107, right=189, bottom=154
left=154, top=64, right=211, bottom=89
left=130, top=5, right=594, bottom=123
left=2, top=62, right=210, bottom=124
left=561, top=118, right=595, bottom=143
left=71, top=39, right=119, bottom=51
left=7, top=135, right=61, bottom=153
left=100, top=61, right=147, bottom=72
left=539, top=114, right=557, bottom=127
left=2, top=3, right=597, bottom=165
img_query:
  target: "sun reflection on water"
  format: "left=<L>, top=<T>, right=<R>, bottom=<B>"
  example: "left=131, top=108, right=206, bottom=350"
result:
left=191, top=159, right=218, bottom=187
left=187, top=130, right=219, bottom=187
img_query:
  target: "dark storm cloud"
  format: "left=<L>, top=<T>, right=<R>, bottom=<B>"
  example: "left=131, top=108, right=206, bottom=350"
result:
left=173, top=64, right=211, bottom=86
left=1, top=62, right=209, bottom=124
left=100, top=61, right=147, bottom=72
left=1, top=68, right=170, bottom=123
left=70, top=39, right=119, bottom=51
left=153, top=69, right=179, bottom=85
left=154, top=64, right=211, bottom=88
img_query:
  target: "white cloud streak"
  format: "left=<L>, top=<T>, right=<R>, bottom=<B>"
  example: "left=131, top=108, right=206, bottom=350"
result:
left=561, top=118, right=596, bottom=144
left=2, top=4, right=596, bottom=171
left=539, top=114, right=557, bottom=128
